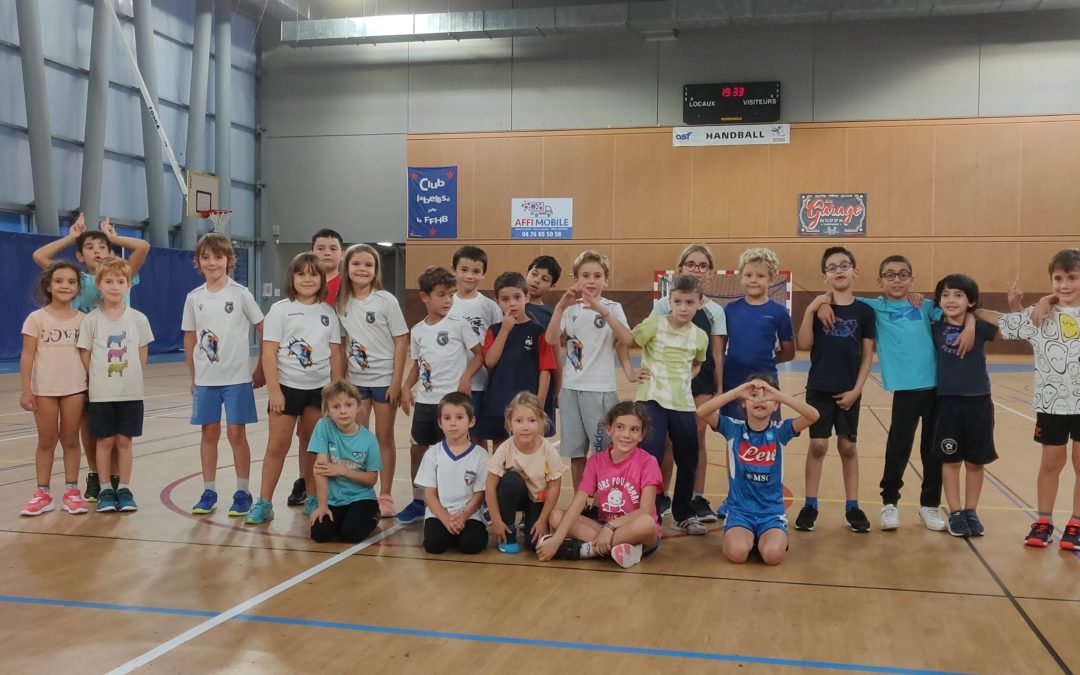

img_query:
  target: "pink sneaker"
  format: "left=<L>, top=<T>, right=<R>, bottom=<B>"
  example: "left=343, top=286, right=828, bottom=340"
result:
left=378, top=494, right=395, bottom=518
left=62, top=488, right=89, bottom=515
left=610, top=543, right=643, bottom=569
left=20, top=489, right=55, bottom=516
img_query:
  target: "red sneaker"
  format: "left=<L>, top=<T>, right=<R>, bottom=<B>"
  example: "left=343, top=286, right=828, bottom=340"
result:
left=1025, top=519, right=1053, bottom=548
left=20, top=489, right=55, bottom=516
left=62, top=487, right=89, bottom=515
left=1060, top=520, right=1080, bottom=551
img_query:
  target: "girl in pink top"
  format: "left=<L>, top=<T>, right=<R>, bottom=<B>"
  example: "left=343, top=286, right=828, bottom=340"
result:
left=19, top=262, right=89, bottom=516
left=536, top=401, right=662, bottom=569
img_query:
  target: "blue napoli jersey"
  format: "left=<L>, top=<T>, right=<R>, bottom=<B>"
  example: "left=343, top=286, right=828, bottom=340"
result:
left=717, top=416, right=798, bottom=516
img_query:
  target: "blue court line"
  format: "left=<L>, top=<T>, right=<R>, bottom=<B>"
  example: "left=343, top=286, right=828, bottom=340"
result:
left=0, top=594, right=968, bottom=674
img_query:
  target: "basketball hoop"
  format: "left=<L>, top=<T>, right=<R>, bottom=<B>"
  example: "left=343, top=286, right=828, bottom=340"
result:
left=198, top=209, right=232, bottom=233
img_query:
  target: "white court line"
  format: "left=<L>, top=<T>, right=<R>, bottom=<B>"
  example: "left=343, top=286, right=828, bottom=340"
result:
left=107, top=521, right=408, bottom=674
left=992, top=398, right=1037, bottom=423
left=0, top=390, right=196, bottom=417
left=0, top=410, right=185, bottom=444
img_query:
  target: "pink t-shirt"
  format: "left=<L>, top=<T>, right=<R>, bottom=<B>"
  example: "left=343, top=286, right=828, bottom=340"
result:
left=21, top=309, right=87, bottom=396
left=580, top=447, right=663, bottom=537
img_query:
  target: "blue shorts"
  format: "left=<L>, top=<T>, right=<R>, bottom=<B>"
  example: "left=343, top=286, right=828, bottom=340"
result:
left=356, top=385, right=389, bottom=405
left=191, top=383, right=259, bottom=426
left=724, top=510, right=787, bottom=538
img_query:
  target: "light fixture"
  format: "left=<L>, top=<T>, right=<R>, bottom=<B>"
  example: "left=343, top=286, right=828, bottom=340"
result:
left=377, top=242, right=393, bottom=247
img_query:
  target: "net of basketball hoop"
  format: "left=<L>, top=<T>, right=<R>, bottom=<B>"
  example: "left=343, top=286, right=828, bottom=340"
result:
left=198, top=209, right=232, bottom=234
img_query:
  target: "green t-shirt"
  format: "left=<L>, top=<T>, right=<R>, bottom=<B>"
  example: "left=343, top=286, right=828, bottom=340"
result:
left=632, top=315, right=708, bottom=412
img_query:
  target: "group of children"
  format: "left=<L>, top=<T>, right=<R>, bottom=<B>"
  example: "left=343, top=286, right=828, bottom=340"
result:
left=17, top=215, right=1080, bottom=563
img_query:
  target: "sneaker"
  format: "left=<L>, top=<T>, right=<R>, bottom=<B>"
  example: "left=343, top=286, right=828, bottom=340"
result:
left=611, top=543, right=643, bottom=569
left=377, top=494, right=395, bottom=518
left=691, top=495, right=718, bottom=523
left=286, top=477, right=306, bottom=506
left=656, top=494, right=672, bottom=519
left=880, top=504, right=900, bottom=530
left=846, top=507, right=871, bottom=533
left=1024, top=519, right=1053, bottom=547
left=715, top=498, right=729, bottom=521
left=62, top=488, right=88, bottom=515
left=192, top=489, right=218, bottom=515
left=20, top=489, right=54, bottom=516
left=395, top=498, right=426, bottom=524
left=964, top=509, right=985, bottom=537
left=917, top=506, right=947, bottom=532
left=674, top=516, right=708, bottom=535
left=947, top=510, right=971, bottom=537
left=794, top=505, right=819, bottom=532
left=303, top=495, right=318, bottom=516
left=84, top=473, right=100, bottom=503
left=96, top=488, right=118, bottom=513
left=116, top=488, right=138, bottom=512
left=498, top=526, right=520, bottom=554
left=539, top=535, right=588, bottom=560
left=110, top=474, right=120, bottom=491
left=582, top=504, right=600, bottom=521
left=1060, top=521, right=1080, bottom=551
left=479, top=503, right=493, bottom=526
left=228, top=490, right=253, bottom=517
left=244, top=499, right=275, bottom=525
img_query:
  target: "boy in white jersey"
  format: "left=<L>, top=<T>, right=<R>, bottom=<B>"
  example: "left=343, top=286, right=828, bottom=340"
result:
left=182, top=234, right=264, bottom=517
left=448, top=245, right=502, bottom=443
left=398, top=266, right=484, bottom=523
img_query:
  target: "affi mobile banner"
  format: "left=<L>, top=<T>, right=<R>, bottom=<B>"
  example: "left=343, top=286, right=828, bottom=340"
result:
left=408, top=166, right=458, bottom=239
left=510, top=198, right=573, bottom=239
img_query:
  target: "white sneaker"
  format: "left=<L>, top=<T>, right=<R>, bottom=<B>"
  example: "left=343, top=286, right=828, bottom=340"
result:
left=675, top=516, right=708, bottom=536
left=918, top=506, right=946, bottom=532
left=880, top=504, right=900, bottom=530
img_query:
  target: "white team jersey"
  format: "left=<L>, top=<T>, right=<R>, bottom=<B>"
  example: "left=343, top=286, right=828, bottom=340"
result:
left=264, top=299, right=341, bottom=390
left=182, top=279, right=264, bottom=386
left=340, top=290, right=409, bottom=388
left=415, top=441, right=488, bottom=521
left=448, top=293, right=501, bottom=391
left=410, top=316, right=481, bottom=405
left=559, top=298, right=628, bottom=392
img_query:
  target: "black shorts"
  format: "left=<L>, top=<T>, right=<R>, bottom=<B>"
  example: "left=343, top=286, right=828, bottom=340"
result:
left=476, top=415, right=508, bottom=443
left=410, top=403, right=444, bottom=447
left=276, top=384, right=322, bottom=417
left=806, top=389, right=861, bottom=441
left=1034, top=413, right=1080, bottom=446
left=88, top=400, right=144, bottom=439
left=933, top=395, right=997, bottom=465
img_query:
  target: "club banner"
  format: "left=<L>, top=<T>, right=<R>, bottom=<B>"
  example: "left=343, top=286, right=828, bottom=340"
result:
left=798, top=193, right=867, bottom=237
left=672, top=124, right=790, bottom=147
left=408, top=166, right=458, bottom=239
left=511, top=198, right=573, bottom=239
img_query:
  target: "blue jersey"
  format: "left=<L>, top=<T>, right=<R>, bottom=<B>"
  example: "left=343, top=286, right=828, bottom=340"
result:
left=717, top=416, right=797, bottom=517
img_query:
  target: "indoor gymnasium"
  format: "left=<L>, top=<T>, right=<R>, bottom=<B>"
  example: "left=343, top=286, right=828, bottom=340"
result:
left=1, top=1, right=1078, bottom=673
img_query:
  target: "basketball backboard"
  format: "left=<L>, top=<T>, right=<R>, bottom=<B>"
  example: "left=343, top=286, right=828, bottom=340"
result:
left=185, top=170, right=219, bottom=217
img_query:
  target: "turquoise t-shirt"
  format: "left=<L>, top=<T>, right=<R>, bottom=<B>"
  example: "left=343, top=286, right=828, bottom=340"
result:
left=306, top=417, right=382, bottom=506
left=858, top=297, right=942, bottom=392
left=73, top=271, right=140, bottom=313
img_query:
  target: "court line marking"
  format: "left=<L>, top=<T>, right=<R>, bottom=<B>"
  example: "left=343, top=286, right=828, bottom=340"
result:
left=105, top=521, right=409, bottom=675
left=0, top=594, right=969, bottom=674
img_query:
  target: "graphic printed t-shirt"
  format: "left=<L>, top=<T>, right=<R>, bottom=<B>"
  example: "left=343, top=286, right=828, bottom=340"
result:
left=717, top=416, right=797, bottom=517
left=21, top=309, right=86, bottom=396
left=340, top=290, right=409, bottom=387
left=807, top=301, right=877, bottom=393
left=415, top=442, right=488, bottom=521
left=76, top=307, right=154, bottom=402
left=181, top=279, right=264, bottom=386
left=73, top=271, right=140, bottom=314
left=481, top=321, right=557, bottom=419
left=859, top=297, right=941, bottom=392
left=632, top=315, right=708, bottom=412
left=410, top=316, right=481, bottom=405
left=722, top=299, right=794, bottom=392
left=932, top=319, right=996, bottom=397
left=998, top=306, right=1080, bottom=414
left=263, top=299, right=342, bottom=390
left=449, top=293, right=502, bottom=391
left=306, top=417, right=382, bottom=506
left=559, top=298, right=628, bottom=393
left=488, top=438, right=564, bottom=502
left=580, top=447, right=663, bottom=537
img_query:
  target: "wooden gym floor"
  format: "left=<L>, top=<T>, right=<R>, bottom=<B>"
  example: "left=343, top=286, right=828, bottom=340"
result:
left=0, top=359, right=1077, bottom=674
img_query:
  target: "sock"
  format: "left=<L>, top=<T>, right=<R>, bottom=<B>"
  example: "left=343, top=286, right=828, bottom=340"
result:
left=1037, top=512, right=1052, bottom=523
left=64, top=482, right=77, bottom=491
left=237, top=478, right=250, bottom=493
left=692, top=492, right=704, bottom=499
left=117, top=483, right=130, bottom=491
left=1070, top=515, right=1080, bottom=523
left=37, top=485, right=50, bottom=494
left=805, top=497, right=818, bottom=509
left=204, top=481, right=217, bottom=492
left=579, top=541, right=597, bottom=559
left=413, top=486, right=424, bottom=502
left=845, top=499, right=859, bottom=512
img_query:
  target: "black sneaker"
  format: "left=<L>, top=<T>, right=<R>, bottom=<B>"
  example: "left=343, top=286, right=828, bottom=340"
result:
left=964, top=509, right=984, bottom=537
left=691, top=495, right=718, bottom=523
left=581, top=504, right=600, bottom=521
left=110, top=474, right=120, bottom=491
left=846, top=507, right=871, bottom=533
left=286, top=477, right=306, bottom=506
left=656, top=494, right=672, bottom=519
left=84, top=472, right=101, bottom=503
left=541, top=536, right=586, bottom=560
left=794, top=505, right=818, bottom=531
left=948, top=510, right=972, bottom=537
left=1025, top=520, right=1053, bottom=547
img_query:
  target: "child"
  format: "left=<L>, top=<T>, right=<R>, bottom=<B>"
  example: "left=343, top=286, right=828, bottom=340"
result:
left=697, top=376, right=819, bottom=566
left=308, top=380, right=382, bottom=544
left=536, top=401, right=661, bottom=569
left=336, top=244, right=409, bottom=518
left=245, top=253, right=343, bottom=525
left=650, top=244, right=727, bottom=522
left=633, top=275, right=709, bottom=535
left=19, top=262, right=88, bottom=516
left=397, top=266, right=485, bottom=523
left=545, top=250, right=638, bottom=496
left=795, top=247, right=876, bottom=533
left=182, top=234, right=264, bottom=517
left=478, top=272, right=557, bottom=445
left=525, top=255, right=563, bottom=434
left=929, top=275, right=998, bottom=538
left=33, top=213, right=150, bottom=501
left=486, top=392, right=563, bottom=554
left=992, top=249, right=1080, bottom=549
left=447, top=245, right=502, bottom=434
left=415, top=392, right=489, bottom=554
left=75, top=257, right=154, bottom=512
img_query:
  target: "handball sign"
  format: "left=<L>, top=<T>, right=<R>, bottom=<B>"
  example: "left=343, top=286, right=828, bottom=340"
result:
left=408, top=166, right=457, bottom=239
left=511, top=198, right=573, bottom=239
left=798, top=193, right=867, bottom=237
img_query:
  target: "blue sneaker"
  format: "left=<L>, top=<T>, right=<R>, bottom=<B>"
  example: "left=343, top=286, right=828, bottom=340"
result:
left=715, top=498, right=729, bottom=521
left=303, top=494, right=318, bottom=516
left=498, top=526, right=520, bottom=554
left=192, top=489, right=217, bottom=515
left=395, top=498, right=426, bottom=523
left=96, top=488, right=118, bottom=513
left=228, top=490, right=253, bottom=517
left=116, top=488, right=138, bottom=512
left=244, top=499, right=274, bottom=525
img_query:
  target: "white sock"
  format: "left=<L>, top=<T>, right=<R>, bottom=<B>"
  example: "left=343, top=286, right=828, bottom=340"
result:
left=236, top=478, right=250, bottom=493
left=413, top=486, right=424, bottom=502
left=579, top=541, right=598, bottom=559
left=117, top=483, right=130, bottom=491
left=204, top=481, right=216, bottom=492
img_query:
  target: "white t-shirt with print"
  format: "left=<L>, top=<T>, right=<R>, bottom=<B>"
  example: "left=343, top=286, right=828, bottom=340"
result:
left=181, top=279, right=264, bottom=386
left=76, top=307, right=154, bottom=402
left=448, top=293, right=501, bottom=391
left=559, top=298, right=628, bottom=392
left=410, top=316, right=481, bottom=405
left=415, top=442, right=488, bottom=522
left=999, top=306, right=1080, bottom=415
left=263, top=299, right=342, bottom=390
left=340, top=290, right=409, bottom=388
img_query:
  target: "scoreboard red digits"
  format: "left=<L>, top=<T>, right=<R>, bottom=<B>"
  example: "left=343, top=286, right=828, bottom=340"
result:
left=683, top=81, right=781, bottom=124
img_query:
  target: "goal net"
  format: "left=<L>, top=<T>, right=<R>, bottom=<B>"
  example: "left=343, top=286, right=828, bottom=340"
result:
left=653, top=269, right=792, bottom=313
